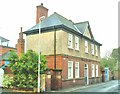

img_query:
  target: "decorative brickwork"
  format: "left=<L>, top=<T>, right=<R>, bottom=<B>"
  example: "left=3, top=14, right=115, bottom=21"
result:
left=16, top=27, right=25, bottom=56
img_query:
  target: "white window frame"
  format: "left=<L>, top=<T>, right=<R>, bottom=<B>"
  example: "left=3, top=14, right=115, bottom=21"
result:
left=75, top=36, right=79, bottom=50
left=92, top=64, right=95, bottom=77
left=91, top=44, right=94, bottom=55
left=85, top=40, right=88, bottom=53
left=68, top=33, right=73, bottom=49
left=96, top=65, right=98, bottom=77
left=95, top=45, right=98, bottom=56
left=68, top=61, right=73, bottom=79
left=75, top=62, right=79, bottom=78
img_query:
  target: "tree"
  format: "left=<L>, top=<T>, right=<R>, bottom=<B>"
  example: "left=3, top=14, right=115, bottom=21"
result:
left=101, top=48, right=119, bottom=74
left=101, top=57, right=116, bottom=74
left=8, top=50, right=47, bottom=89
left=110, top=48, right=119, bottom=61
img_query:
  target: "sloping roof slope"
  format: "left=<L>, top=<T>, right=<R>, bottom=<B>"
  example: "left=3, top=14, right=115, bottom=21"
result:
left=24, top=12, right=101, bottom=45
left=0, top=36, right=9, bottom=42
left=25, top=12, right=78, bottom=34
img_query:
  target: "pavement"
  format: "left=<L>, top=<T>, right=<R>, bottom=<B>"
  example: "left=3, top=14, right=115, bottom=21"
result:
left=50, top=80, right=116, bottom=92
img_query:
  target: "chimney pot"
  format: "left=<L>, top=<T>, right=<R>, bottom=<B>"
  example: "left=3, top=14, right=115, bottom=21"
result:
left=36, top=3, right=48, bottom=24
left=20, top=27, right=22, bottom=32
left=41, top=3, right=43, bottom=6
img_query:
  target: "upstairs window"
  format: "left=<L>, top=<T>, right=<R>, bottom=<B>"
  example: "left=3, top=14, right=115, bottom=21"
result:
left=95, top=45, right=98, bottom=56
left=75, top=62, right=79, bottom=78
left=68, top=61, right=73, bottom=79
left=85, top=40, right=88, bottom=53
left=68, top=33, right=73, bottom=49
left=91, top=44, right=94, bottom=55
left=75, top=36, right=79, bottom=50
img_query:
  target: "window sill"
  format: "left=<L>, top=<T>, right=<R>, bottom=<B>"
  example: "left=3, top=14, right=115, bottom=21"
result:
left=67, top=78, right=73, bottom=80
left=68, top=47, right=74, bottom=50
left=85, top=52, right=88, bottom=54
left=75, top=49, right=80, bottom=51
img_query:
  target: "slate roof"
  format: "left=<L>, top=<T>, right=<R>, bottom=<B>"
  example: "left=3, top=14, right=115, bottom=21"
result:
left=24, top=12, right=78, bottom=34
left=24, top=12, right=102, bottom=46
left=0, top=36, right=9, bottom=42
left=75, top=21, right=88, bottom=34
left=0, top=51, right=11, bottom=61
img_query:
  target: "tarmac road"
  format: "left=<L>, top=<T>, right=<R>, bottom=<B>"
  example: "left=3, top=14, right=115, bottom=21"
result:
left=72, top=80, right=119, bottom=92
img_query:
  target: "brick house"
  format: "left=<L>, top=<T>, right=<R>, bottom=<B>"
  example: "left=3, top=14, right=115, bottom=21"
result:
left=0, top=27, right=25, bottom=75
left=24, top=3, right=102, bottom=89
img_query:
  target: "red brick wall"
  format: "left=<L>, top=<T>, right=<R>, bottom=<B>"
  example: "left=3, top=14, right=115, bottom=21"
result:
left=0, top=46, right=16, bottom=74
left=62, top=78, right=85, bottom=89
left=46, top=55, right=101, bottom=89
left=0, top=61, right=4, bottom=66
left=46, top=55, right=62, bottom=69
left=46, top=55, right=101, bottom=79
left=61, top=56, right=101, bottom=79
left=16, top=41, right=24, bottom=56
left=0, top=46, right=16, bottom=56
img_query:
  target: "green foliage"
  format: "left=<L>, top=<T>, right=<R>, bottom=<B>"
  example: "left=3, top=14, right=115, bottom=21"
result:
left=3, top=75, right=13, bottom=88
left=8, top=50, right=47, bottom=89
left=101, top=48, right=119, bottom=74
left=101, top=58, right=116, bottom=74
left=110, top=47, right=120, bottom=62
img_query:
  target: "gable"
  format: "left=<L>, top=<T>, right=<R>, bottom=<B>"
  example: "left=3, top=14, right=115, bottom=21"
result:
left=83, top=26, right=92, bottom=39
left=83, top=23, right=94, bottom=40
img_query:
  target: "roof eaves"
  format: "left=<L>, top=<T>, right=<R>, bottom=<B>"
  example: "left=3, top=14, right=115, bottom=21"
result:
left=83, top=35, right=102, bottom=46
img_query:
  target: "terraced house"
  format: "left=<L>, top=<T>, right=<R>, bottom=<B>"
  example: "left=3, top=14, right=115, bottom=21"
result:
left=24, top=3, right=102, bottom=89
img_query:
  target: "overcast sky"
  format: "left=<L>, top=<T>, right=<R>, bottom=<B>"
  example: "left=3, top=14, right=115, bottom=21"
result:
left=0, top=0, right=118, bottom=57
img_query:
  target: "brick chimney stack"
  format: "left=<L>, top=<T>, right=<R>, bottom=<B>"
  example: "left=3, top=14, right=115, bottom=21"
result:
left=36, top=3, right=48, bottom=24
left=16, top=27, right=25, bottom=56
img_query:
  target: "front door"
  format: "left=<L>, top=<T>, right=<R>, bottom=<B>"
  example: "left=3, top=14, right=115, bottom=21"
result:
left=84, top=64, right=89, bottom=85
left=105, top=68, right=109, bottom=81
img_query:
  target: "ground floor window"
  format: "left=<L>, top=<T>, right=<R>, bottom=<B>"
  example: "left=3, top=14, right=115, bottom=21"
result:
left=92, top=64, right=95, bottom=77
left=96, top=65, right=98, bottom=77
left=68, top=61, right=73, bottom=79
left=75, top=62, right=79, bottom=78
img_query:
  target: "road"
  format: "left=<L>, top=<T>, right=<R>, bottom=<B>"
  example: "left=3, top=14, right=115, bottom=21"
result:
left=72, top=80, right=119, bottom=93
left=1, top=80, right=119, bottom=93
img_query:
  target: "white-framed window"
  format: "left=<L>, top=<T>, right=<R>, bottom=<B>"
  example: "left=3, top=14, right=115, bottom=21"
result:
left=68, top=61, right=73, bottom=79
left=96, top=65, right=98, bottom=77
left=68, top=33, right=73, bottom=49
left=85, top=40, right=88, bottom=53
left=91, top=43, right=94, bottom=55
left=95, top=45, right=98, bottom=56
left=75, top=36, right=79, bottom=50
left=92, top=64, right=95, bottom=77
left=75, top=62, right=79, bottom=78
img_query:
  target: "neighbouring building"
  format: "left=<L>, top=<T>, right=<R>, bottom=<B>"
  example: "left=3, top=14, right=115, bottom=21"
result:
left=0, top=27, right=25, bottom=76
left=0, top=36, right=16, bottom=76
left=24, top=3, right=102, bottom=89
